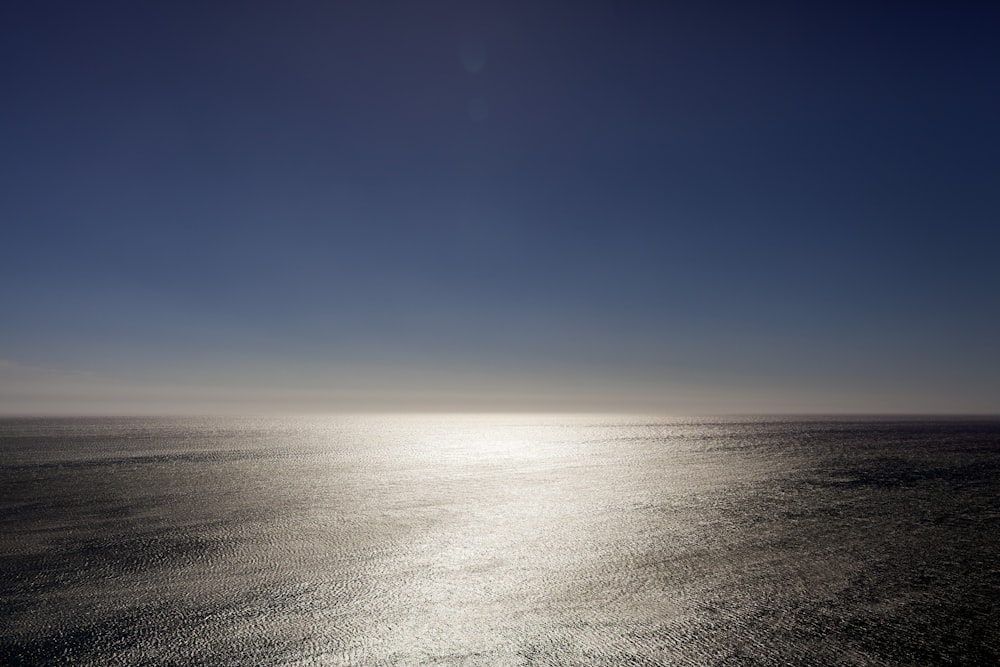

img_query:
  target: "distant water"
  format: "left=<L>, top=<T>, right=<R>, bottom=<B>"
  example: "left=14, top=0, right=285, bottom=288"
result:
left=2, top=415, right=999, bottom=665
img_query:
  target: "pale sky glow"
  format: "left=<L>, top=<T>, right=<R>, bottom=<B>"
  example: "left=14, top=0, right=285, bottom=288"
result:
left=2, top=2, right=999, bottom=415
left=2, top=357, right=994, bottom=416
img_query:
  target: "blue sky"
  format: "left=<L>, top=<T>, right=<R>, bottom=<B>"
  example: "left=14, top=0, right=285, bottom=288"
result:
left=2, top=1, right=999, bottom=414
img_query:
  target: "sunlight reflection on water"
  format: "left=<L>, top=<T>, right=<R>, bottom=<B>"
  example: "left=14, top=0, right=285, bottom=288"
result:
left=2, top=415, right=999, bottom=664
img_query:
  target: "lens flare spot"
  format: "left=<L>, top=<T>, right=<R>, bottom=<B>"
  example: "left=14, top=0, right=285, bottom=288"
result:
left=460, top=36, right=487, bottom=73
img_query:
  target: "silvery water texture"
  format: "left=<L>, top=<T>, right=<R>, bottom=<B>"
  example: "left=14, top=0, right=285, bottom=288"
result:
left=2, top=416, right=998, bottom=665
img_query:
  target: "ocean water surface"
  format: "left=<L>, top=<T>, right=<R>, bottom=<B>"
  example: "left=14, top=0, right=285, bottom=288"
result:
left=1, top=415, right=998, bottom=665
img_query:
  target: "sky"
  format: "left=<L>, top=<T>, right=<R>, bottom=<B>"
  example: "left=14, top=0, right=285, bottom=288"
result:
left=2, top=1, right=999, bottom=415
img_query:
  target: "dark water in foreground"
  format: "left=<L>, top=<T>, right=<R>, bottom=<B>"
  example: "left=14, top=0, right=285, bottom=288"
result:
left=1, top=416, right=998, bottom=665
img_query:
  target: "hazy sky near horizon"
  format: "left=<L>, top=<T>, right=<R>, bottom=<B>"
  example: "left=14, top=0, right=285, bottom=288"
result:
left=2, top=1, right=999, bottom=415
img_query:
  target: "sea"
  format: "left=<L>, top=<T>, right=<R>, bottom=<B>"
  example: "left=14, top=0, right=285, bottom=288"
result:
left=1, top=415, right=998, bottom=665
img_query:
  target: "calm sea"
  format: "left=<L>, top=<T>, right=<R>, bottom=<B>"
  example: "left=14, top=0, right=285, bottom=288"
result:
left=1, top=415, right=998, bottom=665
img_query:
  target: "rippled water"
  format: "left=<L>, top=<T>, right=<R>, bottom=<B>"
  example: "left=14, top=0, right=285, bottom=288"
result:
left=2, top=415, right=998, bottom=665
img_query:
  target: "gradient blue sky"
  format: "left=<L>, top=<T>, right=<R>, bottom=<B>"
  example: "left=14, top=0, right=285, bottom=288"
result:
left=2, top=1, right=999, bottom=414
